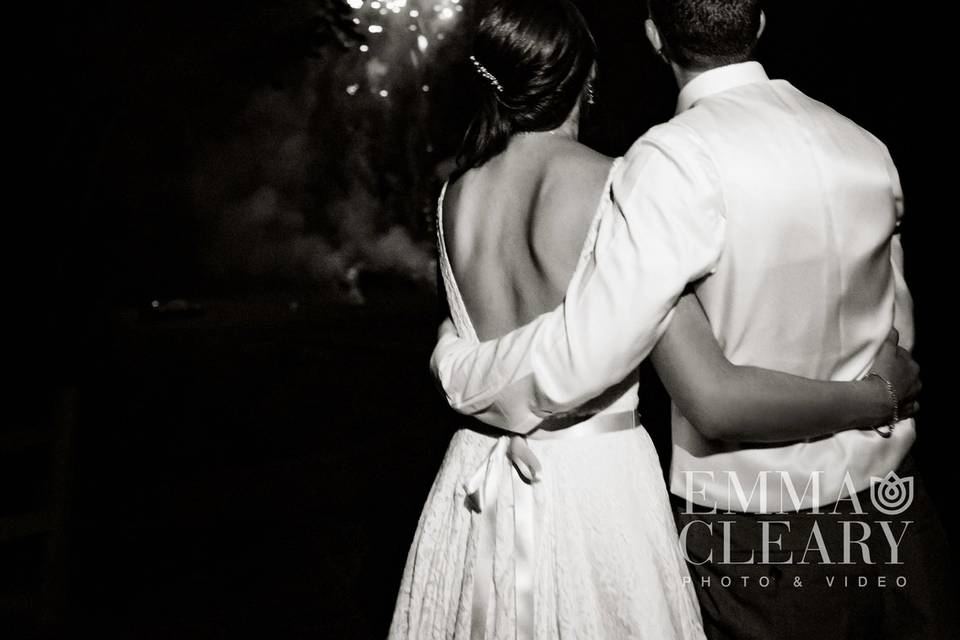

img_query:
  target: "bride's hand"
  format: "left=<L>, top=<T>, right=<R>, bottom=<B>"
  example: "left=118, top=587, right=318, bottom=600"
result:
left=870, top=328, right=921, bottom=420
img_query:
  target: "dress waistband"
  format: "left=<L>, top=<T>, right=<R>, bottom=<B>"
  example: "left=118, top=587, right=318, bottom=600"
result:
left=462, top=409, right=639, bottom=441
left=527, top=409, right=639, bottom=440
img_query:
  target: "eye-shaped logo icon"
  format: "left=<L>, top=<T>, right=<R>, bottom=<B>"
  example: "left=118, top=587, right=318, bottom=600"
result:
left=870, top=471, right=914, bottom=516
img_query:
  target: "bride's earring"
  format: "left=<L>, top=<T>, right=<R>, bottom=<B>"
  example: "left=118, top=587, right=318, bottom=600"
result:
left=585, top=82, right=595, bottom=106
left=656, top=48, right=670, bottom=65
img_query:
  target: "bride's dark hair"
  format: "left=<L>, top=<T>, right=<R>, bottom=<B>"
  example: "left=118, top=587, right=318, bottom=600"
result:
left=453, top=0, right=597, bottom=180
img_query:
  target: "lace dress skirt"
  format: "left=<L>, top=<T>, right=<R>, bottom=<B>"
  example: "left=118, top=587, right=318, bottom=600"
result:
left=388, top=421, right=705, bottom=639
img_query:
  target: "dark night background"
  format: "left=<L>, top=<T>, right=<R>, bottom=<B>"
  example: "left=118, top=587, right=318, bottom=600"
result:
left=5, top=0, right=951, bottom=638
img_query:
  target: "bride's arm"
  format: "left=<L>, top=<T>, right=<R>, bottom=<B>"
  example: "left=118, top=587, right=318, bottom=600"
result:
left=650, top=294, right=920, bottom=442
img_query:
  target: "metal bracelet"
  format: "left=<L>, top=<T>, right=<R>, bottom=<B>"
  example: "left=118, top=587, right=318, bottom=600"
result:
left=867, top=371, right=898, bottom=438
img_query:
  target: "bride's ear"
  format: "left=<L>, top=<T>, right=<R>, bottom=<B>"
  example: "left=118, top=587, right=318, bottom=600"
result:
left=644, top=18, right=662, bottom=53
left=757, top=11, right=767, bottom=40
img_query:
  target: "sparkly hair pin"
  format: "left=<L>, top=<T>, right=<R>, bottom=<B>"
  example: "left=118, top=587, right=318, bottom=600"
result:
left=469, top=55, right=504, bottom=93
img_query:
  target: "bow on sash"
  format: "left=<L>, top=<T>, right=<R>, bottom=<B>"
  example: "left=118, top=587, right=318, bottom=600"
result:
left=464, top=435, right=537, bottom=640
left=463, top=411, right=637, bottom=640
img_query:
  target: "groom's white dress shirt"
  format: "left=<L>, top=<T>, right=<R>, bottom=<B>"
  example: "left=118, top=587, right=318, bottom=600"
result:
left=431, top=62, right=914, bottom=513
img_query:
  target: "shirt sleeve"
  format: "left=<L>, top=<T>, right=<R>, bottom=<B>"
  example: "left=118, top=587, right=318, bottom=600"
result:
left=430, top=122, right=726, bottom=433
left=883, top=145, right=914, bottom=350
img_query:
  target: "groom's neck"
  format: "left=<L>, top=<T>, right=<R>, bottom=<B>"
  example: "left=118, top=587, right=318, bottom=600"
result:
left=670, top=62, right=703, bottom=89
left=671, top=57, right=755, bottom=89
left=672, top=65, right=703, bottom=90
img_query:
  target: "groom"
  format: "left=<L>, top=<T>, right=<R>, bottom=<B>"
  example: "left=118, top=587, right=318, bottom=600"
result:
left=431, top=0, right=955, bottom=638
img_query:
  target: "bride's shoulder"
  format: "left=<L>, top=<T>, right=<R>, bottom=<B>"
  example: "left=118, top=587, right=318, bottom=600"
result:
left=528, top=142, right=614, bottom=266
left=549, top=138, right=613, bottom=168
left=543, top=140, right=615, bottom=192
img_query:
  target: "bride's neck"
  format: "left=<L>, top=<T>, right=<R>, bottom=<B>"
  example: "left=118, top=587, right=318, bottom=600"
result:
left=514, top=109, right=580, bottom=141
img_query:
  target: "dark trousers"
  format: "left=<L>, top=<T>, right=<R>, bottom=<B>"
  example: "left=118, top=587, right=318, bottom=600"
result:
left=672, top=457, right=958, bottom=640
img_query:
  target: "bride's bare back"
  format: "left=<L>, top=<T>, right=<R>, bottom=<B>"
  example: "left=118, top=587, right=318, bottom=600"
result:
left=443, top=134, right=613, bottom=341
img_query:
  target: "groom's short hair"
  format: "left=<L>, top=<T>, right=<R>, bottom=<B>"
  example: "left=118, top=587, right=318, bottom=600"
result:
left=648, top=0, right=763, bottom=71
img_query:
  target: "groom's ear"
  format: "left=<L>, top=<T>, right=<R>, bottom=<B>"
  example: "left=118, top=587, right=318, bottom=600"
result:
left=644, top=18, right=662, bottom=53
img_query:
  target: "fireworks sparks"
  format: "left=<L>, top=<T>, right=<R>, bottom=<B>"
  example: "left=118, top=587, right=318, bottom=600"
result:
left=348, top=3, right=464, bottom=53
left=342, top=0, right=468, bottom=101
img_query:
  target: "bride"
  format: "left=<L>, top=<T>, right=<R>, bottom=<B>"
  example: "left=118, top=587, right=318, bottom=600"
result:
left=389, top=1, right=919, bottom=638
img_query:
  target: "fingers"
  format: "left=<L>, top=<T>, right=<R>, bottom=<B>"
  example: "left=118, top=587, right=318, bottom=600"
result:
left=894, top=346, right=922, bottom=401
left=887, top=327, right=900, bottom=344
left=899, top=378, right=922, bottom=409
left=900, top=401, right=920, bottom=419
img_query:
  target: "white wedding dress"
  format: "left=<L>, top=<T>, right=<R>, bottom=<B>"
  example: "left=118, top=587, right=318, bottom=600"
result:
left=389, top=165, right=705, bottom=640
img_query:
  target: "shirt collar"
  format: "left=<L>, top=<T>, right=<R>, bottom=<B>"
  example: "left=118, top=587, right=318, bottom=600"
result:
left=675, top=61, right=770, bottom=114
